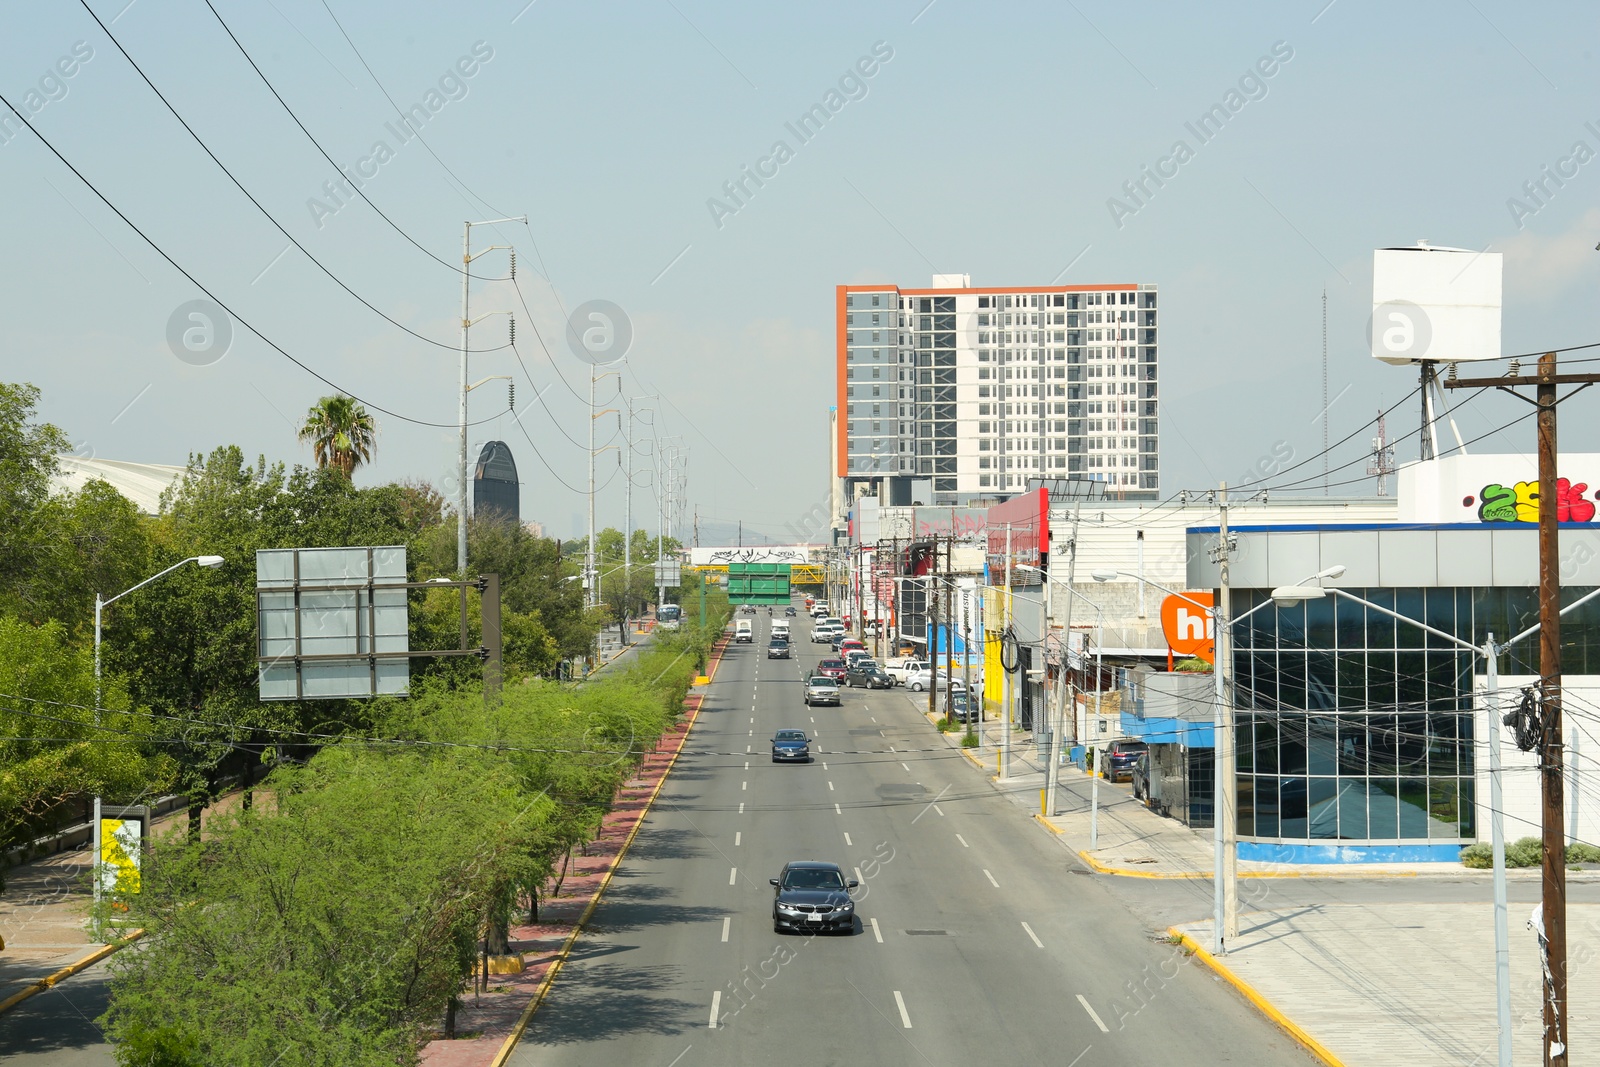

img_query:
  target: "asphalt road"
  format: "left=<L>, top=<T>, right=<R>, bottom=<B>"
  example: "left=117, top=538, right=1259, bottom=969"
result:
left=510, top=612, right=1316, bottom=1066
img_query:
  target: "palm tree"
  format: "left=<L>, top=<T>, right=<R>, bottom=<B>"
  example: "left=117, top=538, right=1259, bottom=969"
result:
left=297, top=395, right=377, bottom=478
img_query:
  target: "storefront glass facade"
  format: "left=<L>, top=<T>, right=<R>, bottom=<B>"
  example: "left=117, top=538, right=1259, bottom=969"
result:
left=1230, top=586, right=1600, bottom=847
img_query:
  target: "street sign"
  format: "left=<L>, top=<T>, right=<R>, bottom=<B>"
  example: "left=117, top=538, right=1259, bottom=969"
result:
left=256, top=546, right=410, bottom=700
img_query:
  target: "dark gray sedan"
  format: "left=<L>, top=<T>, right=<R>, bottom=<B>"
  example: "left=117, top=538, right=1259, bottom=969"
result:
left=770, top=861, right=858, bottom=934
left=771, top=729, right=812, bottom=762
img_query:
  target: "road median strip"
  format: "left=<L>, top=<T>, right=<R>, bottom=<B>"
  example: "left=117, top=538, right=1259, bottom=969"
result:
left=1167, top=928, right=1347, bottom=1067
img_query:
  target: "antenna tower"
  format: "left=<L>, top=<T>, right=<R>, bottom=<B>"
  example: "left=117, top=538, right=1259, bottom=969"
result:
left=1367, top=412, right=1396, bottom=496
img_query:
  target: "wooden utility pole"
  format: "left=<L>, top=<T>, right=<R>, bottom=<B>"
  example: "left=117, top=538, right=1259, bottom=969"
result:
left=1448, top=351, right=1597, bottom=1065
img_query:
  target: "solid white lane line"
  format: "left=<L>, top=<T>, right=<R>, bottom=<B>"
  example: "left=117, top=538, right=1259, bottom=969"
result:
left=956, top=834, right=969, bottom=847
left=735, top=831, right=741, bottom=847
left=893, top=990, right=912, bottom=1029
left=1077, top=994, right=1109, bottom=1033
left=835, top=803, right=842, bottom=815
left=729, top=867, right=738, bottom=885
left=870, top=916, right=883, bottom=942
left=983, top=869, right=999, bottom=888
left=1021, top=921, right=1043, bottom=948
left=710, top=991, right=721, bottom=1028
left=721, top=917, right=731, bottom=942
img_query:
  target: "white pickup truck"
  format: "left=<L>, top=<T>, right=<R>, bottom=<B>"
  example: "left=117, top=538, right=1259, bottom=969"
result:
left=735, top=619, right=753, bottom=643
left=885, top=659, right=927, bottom=687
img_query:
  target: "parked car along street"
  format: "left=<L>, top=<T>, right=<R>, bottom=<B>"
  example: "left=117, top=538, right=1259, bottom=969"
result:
left=1102, top=739, right=1148, bottom=782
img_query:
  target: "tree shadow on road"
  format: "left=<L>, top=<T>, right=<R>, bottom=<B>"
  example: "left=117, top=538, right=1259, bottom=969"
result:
left=520, top=960, right=696, bottom=1046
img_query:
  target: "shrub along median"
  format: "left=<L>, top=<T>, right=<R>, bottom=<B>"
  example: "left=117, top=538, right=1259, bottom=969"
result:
left=98, top=622, right=725, bottom=1067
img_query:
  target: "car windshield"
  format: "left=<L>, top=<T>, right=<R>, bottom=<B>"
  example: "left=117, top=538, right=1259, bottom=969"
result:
left=807, top=677, right=832, bottom=687
left=783, top=867, right=844, bottom=890
left=775, top=730, right=806, bottom=742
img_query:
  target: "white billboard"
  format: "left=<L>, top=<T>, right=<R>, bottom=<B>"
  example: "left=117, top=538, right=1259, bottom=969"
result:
left=690, top=545, right=816, bottom=566
left=1371, top=245, right=1501, bottom=365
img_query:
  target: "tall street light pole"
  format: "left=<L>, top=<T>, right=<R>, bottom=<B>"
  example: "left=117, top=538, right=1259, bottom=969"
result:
left=1091, top=563, right=1344, bottom=956
left=457, top=216, right=524, bottom=575
left=1269, top=578, right=1600, bottom=1067
left=93, top=554, right=225, bottom=937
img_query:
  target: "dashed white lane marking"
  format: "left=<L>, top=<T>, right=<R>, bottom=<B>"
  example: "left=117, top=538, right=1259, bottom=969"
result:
left=810, top=716, right=815, bottom=723
left=735, top=831, right=741, bottom=847
left=854, top=866, right=864, bottom=883
left=870, top=715, right=877, bottom=722
left=983, top=869, right=999, bottom=888
left=901, top=762, right=911, bottom=773
left=822, top=762, right=828, bottom=770
left=934, top=805, right=944, bottom=817
left=893, top=990, right=912, bottom=1029
left=834, top=803, right=842, bottom=815
left=1022, top=921, right=1043, bottom=948
left=1077, top=994, right=1109, bottom=1033
left=750, top=717, right=754, bottom=723
left=729, top=867, right=738, bottom=885
left=744, top=762, right=749, bottom=770
left=738, top=803, right=744, bottom=814
left=888, top=744, right=896, bottom=753
left=742, top=781, right=747, bottom=790
left=748, top=729, right=753, bottom=736
left=721, top=917, right=731, bottom=942
left=828, top=781, right=835, bottom=791
left=843, top=832, right=853, bottom=846
left=870, top=916, right=883, bottom=942
left=956, top=834, right=969, bottom=848
left=746, top=745, right=751, bottom=753
left=710, top=991, right=721, bottom=1028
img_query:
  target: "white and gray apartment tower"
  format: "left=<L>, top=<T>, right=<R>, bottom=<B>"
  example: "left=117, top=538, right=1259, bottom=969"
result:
left=834, top=275, right=1159, bottom=508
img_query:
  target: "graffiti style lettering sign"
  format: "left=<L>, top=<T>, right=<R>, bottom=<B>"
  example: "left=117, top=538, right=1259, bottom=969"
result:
left=1476, top=478, right=1596, bottom=523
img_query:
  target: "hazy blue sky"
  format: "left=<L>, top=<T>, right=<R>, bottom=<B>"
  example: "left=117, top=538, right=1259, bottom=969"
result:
left=4, top=0, right=1597, bottom=541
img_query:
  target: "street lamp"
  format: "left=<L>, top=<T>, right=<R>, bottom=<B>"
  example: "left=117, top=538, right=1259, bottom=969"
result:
left=92, top=554, right=224, bottom=939
left=1090, top=564, right=1343, bottom=957
left=1265, top=579, right=1522, bottom=1067
left=1012, top=564, right=1105, bottom=794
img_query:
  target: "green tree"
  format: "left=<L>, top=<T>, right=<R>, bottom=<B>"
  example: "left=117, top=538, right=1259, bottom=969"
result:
left=0, top=382, right=71, bottom=618
left=296, top=394, right=377, bottom=479
left=0, top=616, right=172, bottom=882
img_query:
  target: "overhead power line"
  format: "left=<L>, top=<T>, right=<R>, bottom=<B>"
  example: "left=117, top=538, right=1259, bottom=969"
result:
left=0, top=88, right=498, bottom=429
left=78, top=0, right=508, bottom=355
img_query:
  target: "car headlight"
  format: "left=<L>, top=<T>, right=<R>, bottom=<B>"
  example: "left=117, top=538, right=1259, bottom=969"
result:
left=778, top=903, right=801, bottom=912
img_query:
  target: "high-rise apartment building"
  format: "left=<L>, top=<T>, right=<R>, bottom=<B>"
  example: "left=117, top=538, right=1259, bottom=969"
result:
left=835, top=274, right=1159, bottom=508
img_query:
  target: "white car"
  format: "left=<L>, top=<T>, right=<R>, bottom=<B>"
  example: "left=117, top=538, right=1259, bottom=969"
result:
left=885, top=659, right=926, bottom=687
left=905, top=668, right=968, bottom=694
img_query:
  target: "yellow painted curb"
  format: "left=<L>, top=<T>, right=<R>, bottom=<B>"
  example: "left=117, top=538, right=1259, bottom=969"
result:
left=1033, top=814, right=1065, bottom=835
left=0, top=929, right=144, bottom=1016
left=1168, top=928, right=1347, bottom=1067
left=1076, top=850, right=1421, bottom=880
left=490, top=699, right=700, bottom=1066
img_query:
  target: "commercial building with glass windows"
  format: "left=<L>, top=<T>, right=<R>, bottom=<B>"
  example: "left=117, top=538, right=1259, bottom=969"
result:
left=835, top=275, right=1159, bottom=510
left=1182, top=505, right=1600, bottom=863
